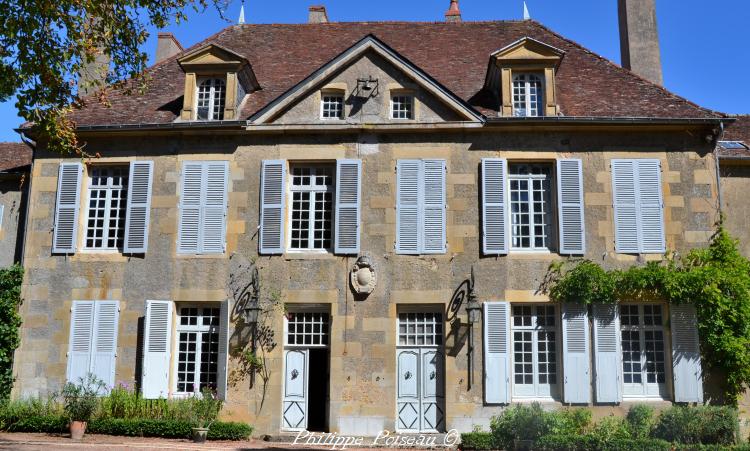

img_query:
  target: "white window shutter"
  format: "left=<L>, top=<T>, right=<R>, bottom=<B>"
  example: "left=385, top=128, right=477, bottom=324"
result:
left=557, top=159, right=586, bottom=255
left=562, top=303, right=591, bottom=403
left=142, top=300, right=173, bottom=399
left=53, top=162, right=83, bottom=254
left=178, top=162, right=203, bottom=254
left=217, top=299, right=230, bottom=400
left=670, top=304, right=703, bottom=403
left=260, top=160, right=286, bottom=255
left=67, top=301, right=94, bottom=384
left=91, top=301, right=120, bottom=391
left=202, top=162, right=229, bottom=254
left=611, top=160, right=639, bottom=253
left=124, top=161, right=154, bottom=253
left=396, top=159, right=420, bottom=254
left=593, top=303, right=622, bottom=403
left=422, top=159, right=446, bottom=254
left=335, top=159, right=362, bottom=254
left=637, top=159, right=665, bottom=253
left=484, top=302, right=511, bottom=404
left=481, top=158, right=508, bottom=255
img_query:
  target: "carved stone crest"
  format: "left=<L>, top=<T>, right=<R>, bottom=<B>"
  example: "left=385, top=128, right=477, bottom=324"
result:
left=350, top=255, right=377, bottom=295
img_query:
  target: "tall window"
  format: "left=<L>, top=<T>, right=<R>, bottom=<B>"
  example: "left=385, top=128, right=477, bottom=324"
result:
left=512, top=73, right=543, bottom=117
left=321, top=94, right=344, bottom=119
left=509, top=163, right=554, bottom=251
left=175, top=306, right=220, bottom=395
left=290, top=165, right=334, bottom=251
left=196, top=78, right=226, bottom=121
left=620, top=304, right=667, bottom=397
left=391, top=95, right=414, bottom=119
left=512, top=305, right=558, bottom=398
left=84, top=166, right=128, bottom=250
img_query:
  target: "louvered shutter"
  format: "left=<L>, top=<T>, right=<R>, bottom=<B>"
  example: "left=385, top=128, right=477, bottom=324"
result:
left=53, top=163, right=83, bottom=253
left=484, top=302, right=511, bottom=404
left=612, top=160, right=639, bottom=253
left=260, top=160, right=286, bottom=254
left=91, top=301, right=119, bottom=391
left=593, top=304, right=622, bottom=403
left=67, top=301, right=94, bottom=384
left=178, top=162, right=203, bottom=254
left=217, top=299, right=230, bottom=400
left=423, top=159, right=446, bottom=254
left=142, top=300, right=173, bottom=399
left=202, top=162, right=229, bottom=254
left=637, top=159, right=665, bottom=253
left=396, top=160, right=420, bottom=254
left=671, top=304, right=703, bottom=403
left=562, top=303, right=591, bottom=403
left=481, top=158, right=508, bottom=255
left=335, top=159, right=361, bottom=254
left=557, top=159, right=586, bottom=255
left=124, top=161, right=154, bottom=253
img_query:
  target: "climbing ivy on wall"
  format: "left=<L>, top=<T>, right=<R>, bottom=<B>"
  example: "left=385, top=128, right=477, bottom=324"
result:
left=543, top=227, right=750, bottom=403
left=0, top=264, right=22, bottom=400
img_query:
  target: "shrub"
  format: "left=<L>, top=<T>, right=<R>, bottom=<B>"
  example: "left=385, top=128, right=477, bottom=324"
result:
left=88, top=418, right=192, bottom=438
left=97, top=383, right=195, bottom=421
left=589, top=416, right=631, bottom=444
left=652, top=406, right=739, bottom=445
left=459, top=431, right=495, bottom=450
left=5, top=415, right=67, bottom=433
left=535, top=434, right=671, bottom=451
left=207, top=422, right=253, bottom=440
left=489, top=403, right=590, bottom=449
left=0, top=265, right=22, bottom=402
left=61, top=373, right=105, bottom=422
left=626, top=404, right=655, bottom=439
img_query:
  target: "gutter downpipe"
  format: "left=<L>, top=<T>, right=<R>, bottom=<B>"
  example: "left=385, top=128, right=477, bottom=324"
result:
left=17, top=132, right=35, bottom=268
left=714, top=122, right=725, bottom=218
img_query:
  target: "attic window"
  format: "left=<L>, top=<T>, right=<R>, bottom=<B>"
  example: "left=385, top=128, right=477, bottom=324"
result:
left=512, top=73, right=543, bottom=117
left=321, top=94, right=344, bottom=120
left=196, top=78, right=226, bottom=121
left=719, top=141, right=749, bottom=150
left=391, top=95, right=414, bottom=120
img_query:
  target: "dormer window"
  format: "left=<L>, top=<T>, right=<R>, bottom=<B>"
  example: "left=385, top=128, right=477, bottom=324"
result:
left=196, top=78, right=226, bottom=121
left=321, top=94, right=344, bottom=120
left=512, top=73, right=543, bottom=117
left=391, top=95, right=413, bottom=119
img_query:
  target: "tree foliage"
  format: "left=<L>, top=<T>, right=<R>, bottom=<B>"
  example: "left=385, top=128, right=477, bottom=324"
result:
left=0, top=264, right=23, bottom=400
left=544, top=228, right=750, bottom=403
left=0, top=0, right=227, bottom=154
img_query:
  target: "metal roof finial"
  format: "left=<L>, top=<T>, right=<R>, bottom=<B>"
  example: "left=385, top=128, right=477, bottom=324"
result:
left=238, top=0, right=246, bottom=24
left=523, top=1, right=531, bottom=20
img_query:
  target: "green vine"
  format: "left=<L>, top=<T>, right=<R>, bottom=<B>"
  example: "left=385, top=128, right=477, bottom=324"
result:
left=543, top=227, right=750, bottom=403
left=0, top=264, right=23, bottom=400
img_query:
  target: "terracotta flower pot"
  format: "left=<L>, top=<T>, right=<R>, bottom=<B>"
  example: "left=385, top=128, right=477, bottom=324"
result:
left=192, top=427, right=209, bottom=443
left=69, top=420, right=87, bottom=440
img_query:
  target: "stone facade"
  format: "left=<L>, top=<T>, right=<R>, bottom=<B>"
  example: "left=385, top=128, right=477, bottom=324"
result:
left=0, top=174, right=26, bottom=267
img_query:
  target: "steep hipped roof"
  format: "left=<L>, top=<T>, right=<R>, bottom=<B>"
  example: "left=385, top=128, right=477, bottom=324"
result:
left=718, top=115, right=750, bottom=159
left=0, top=142, right=32, bottom=172
left=68, top=20, right=718, bottom=127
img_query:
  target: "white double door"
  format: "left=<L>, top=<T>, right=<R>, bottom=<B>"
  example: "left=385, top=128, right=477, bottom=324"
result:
left=282, top=349, right=309, bottom=430
left=396, top=347, right=445, bottom=432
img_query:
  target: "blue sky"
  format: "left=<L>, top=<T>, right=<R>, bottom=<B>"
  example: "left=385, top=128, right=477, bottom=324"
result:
left=1, top=0, right=748, bottom=141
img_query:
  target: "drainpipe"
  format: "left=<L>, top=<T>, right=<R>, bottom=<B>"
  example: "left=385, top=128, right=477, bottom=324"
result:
left=714, top=122, right=725, bottom=217
left=17, top=133, right=36, bottom=268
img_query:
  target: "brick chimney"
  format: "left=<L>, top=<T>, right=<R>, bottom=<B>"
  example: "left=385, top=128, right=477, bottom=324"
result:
left=618, top=0, right=663, bottom=85
left=308, top=5, right=329, bottom=23
left=445, top=0, right=461, bottom=22
left=156, top=33, right=183, bottom=63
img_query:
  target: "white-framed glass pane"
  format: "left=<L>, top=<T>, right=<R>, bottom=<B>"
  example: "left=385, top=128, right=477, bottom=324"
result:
left=321, top=95, right=344, bottom=119
left=196, top=78, right=226, bottom=121
left=621, top=304, right=668, bottom=397
left=398, top=312, right=443, bottom=347
left=512, top=73, right=543, bottom=117
left=511, top=304, right=558, bottom=398
left=289, top=165, right=334, bottom=251
left=286, top=312, right=330, bottom=347
left=175, top=306, right=221, bottom=395
left=509, top=163, right=553, bottom=251
left=84, top=166, right=128, bottom=250
left=391, top=96, right=413, bottom=119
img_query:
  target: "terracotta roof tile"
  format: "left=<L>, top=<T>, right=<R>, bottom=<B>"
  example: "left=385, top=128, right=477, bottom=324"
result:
left=68, top=20, right=717, bottom=127
left=0, top=142, right=32, bottom=172
left=718, top=115, right=750, bottom=158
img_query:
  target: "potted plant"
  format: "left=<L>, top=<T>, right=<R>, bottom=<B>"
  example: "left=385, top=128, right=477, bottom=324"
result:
left=190, top=387, right=223, bottom=443
left=61, top=374, right=104, bottom=440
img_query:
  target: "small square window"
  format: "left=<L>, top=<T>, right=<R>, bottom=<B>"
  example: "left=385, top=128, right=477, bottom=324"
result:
left=391, top=95, right=413, bottom=120
left=321, top=95, right=344, bottom=120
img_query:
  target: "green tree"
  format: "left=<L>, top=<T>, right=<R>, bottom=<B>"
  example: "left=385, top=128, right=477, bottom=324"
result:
left=0, top=0, right=227, bottom=154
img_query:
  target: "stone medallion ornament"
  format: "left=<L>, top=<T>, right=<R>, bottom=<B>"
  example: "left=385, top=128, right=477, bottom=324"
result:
left=350, top=255, right=377, bottom=295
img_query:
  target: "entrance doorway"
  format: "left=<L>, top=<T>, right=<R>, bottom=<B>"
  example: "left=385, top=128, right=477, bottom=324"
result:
left=282, top=311, right=330, bottom=432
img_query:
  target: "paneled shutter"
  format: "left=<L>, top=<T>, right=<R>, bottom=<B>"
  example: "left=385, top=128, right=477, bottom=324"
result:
left=481, top=158, right=508, bottom=255
left=484, top=302, right=511, bottom=404
left=53, top=162, right=83, bottom=254
left=142, top=300, right=173, bottom=399
left=91, top=301, right=120, bottom=391
left=217, top=299, right=230, bottom=400
left=335, top=159, right=361, bottom=254
left=562, top=303, right=591, bottom=404
left=260, top=160, right=286, bottom=254
left=396, top=160, right=420, bottom=254
left=124, top=161, right=154, bottom=253
left=67, top=301, right=95, bottom=384
left=557, top=159, right=586, bottom=255
left=671, top=304, right=703, bottom=403
left=611, top=160, right=639, bottom=253
left=202, top=162, right=229, bottom=254
left=422, top=159, right=446, bottom=254
left=637, top=159, right=665, bottom=253
left=593, top=304, right=622, bottom=403
left=178, top=162, right=203, bottom=254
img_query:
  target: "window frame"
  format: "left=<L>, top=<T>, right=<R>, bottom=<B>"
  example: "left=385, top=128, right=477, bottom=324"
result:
left=172, top=304, right=222, bottom=397
left=390, top=94, right=414, bottom=120
left=195, top=77, right=227, bottom=121
left=320, top=91, right=345, bottom=120
left=620, top=303, right=670, bottom=399
left=284, top=311, right=331, bottom=348
left=510, top=304, right=560, bottom=399
left=507, top=162, right=557, bottom=253
left=82, top=165, right=129, bottom=252
left=286, top=163, right=336, bottom=253
left=512, top=73, right=544, bottom=117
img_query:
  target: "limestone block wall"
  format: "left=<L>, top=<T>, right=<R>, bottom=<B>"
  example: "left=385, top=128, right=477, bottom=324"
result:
left=14, top=129, right=718, bottom=435
left=719, top=162, right=750, bottom=256
left=0, top=174, right=26, bottom=267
